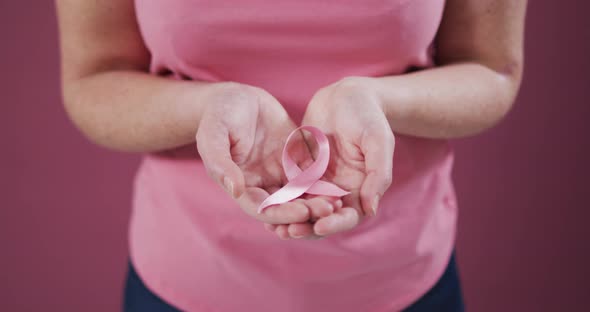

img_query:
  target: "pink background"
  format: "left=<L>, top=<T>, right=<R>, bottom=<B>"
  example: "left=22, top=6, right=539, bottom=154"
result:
left=2, top=1, right=589, bottom=311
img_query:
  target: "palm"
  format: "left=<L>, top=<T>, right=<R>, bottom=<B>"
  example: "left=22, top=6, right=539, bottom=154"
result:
left=298, top=78, right=395, bottom=236
left=237, top=118, right=306, bottom=192
left=297, top=108, right=373, bottom=236
left=321, top=133, right=367, bottom=215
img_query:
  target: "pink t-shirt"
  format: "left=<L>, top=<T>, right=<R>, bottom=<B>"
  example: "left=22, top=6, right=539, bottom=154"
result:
left=130, top=1, right=457, bottom=311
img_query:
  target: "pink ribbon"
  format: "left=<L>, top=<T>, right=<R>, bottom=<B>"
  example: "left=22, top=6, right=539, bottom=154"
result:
left=257, top=126, right=350, bottom=214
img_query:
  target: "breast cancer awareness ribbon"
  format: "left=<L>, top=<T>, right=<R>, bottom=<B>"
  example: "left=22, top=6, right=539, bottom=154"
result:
left=257, top=126, right=350, bottom=214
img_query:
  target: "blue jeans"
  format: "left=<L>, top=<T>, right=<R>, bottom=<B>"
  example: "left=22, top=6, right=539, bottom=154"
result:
left=123, top=254, right=465, bottom=312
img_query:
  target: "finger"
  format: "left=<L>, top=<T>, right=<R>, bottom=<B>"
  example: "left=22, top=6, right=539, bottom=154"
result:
left=287, top=222, right=321, bottom=239
left=287, top=223, right=314, bottom=238
left=196, top=126, right=246, bottom=199
left=313, top=207, right=360, bottom=236
left=275, top=225, right=291, bottom=240
left=342, top=189, right=363, bottom=218
left=263, top=200, right=311, bottom=224
left=296, top=197, right=335, bottom=221
left=237, top=188, right=310, bottom=224
left=333, top=199, right=344, bottom=210
left=264, top=223, right=277, bottom=233
left=359, top=126, right=394, bottom=216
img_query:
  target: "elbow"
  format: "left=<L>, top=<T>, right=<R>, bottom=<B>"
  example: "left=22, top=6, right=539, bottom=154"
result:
left=60, top=80, right=124, bottom=152
left=462, top=61, right=523, bottom=137
left=474, top=91, right=514, bottom=135
left=484, top=61, right=523, bottom=129
left=461, top=86, right=516, bottom=138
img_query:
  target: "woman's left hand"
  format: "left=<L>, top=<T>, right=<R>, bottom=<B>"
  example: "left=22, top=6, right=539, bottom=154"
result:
left=265, top=77, right=395, bottom=239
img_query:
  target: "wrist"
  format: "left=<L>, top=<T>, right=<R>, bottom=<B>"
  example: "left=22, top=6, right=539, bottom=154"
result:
left=172, top=81, right=217, bottom=140
left=372, top=76, right=413, bottom=124
left=330, top=76, right=384, bottom=112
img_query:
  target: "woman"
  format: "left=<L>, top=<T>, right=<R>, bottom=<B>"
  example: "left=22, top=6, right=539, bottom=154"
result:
left=56, top=0, right=526, bottom=311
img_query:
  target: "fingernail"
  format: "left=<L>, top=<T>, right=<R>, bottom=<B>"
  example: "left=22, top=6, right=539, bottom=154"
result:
left=223, top=176, right=234, bottom=198
left=372, top=195, right=380, bottom=216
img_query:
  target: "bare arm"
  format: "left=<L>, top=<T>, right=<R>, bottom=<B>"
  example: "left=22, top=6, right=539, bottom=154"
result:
left=56, top=0, right=215, bottom=152
left=373, top=0, right=527, bottom=138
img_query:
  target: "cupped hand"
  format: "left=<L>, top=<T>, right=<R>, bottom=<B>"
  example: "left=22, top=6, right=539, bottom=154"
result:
left=266, top=77, right=395, bottom=239
left=196, top=82, right=336, bottom=227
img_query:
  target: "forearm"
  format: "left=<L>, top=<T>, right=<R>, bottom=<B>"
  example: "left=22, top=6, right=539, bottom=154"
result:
left=373, top=62, right=521, bottom=139
left=62, top=71, right=213, bottom=153
left=371, top=0, right=526, bottom=139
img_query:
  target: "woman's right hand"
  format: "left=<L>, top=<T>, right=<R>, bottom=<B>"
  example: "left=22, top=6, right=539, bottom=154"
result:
left=196, top=82, right=337, bottom=228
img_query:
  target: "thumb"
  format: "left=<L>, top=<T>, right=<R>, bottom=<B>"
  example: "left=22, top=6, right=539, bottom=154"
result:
left=216, top=157, right=245, bottom=199
left=196, top=126, right=246, bottom=199
left=359, top=127, right=395, bottom=216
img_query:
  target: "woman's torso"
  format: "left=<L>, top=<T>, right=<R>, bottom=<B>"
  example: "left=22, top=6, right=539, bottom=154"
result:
left=130, top=1, right=457, bottom=311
